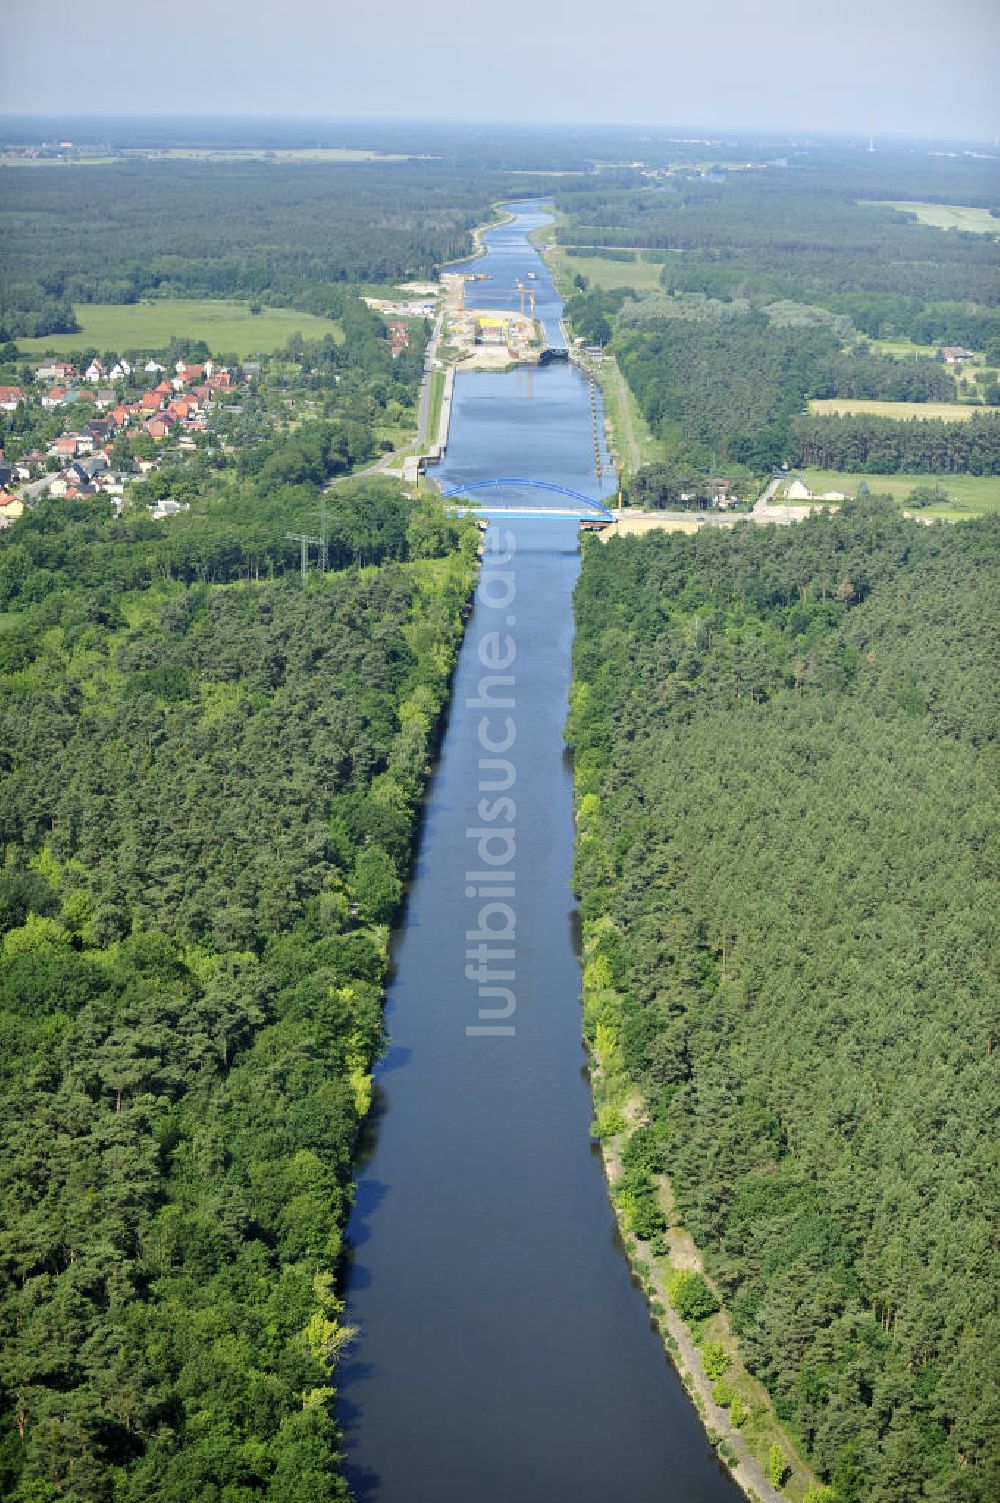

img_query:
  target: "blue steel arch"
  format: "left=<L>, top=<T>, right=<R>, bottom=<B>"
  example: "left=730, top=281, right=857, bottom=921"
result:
left=440, top=476, right=613, bottom=519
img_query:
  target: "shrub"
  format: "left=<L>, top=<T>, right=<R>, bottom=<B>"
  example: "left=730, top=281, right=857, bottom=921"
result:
left=729, top=1396, right=749, bottom=1429
left=701, top=1340, right=730, bottom=1380
left=767, top=1443, right=788, bottom=1488
left=668, top=1269, right=720, bottom=1322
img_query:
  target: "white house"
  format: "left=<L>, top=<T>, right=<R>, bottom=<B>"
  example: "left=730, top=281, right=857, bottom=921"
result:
left=109, top=359, right=132, bottom=380
left=84, top=359, right=105, bottom=384
left=148, top=497, right=190, bottom=519
left=785, top=478, right=813, bottom=501
left=144, top=359, right=165, bottom=374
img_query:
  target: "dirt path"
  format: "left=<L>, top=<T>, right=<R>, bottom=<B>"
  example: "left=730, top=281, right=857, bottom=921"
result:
left=600, top=1130, right=791, bottom=1503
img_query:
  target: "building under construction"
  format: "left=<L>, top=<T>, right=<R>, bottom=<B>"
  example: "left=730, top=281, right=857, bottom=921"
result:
left=475, top=316, right=512, bottom=345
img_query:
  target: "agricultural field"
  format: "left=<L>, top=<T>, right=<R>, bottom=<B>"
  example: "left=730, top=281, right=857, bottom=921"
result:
left=873, top=200, right=1000, bottom=235
left=808, top=398, right=980, bottom=420
left=546, top=246, right=670, bottom=294
left=14, top=300, right=344, bottom=358
left=798, top=468, right=1000, bottom=518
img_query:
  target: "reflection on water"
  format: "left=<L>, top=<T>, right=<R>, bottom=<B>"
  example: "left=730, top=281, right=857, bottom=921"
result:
left=338, top=206, right=742, bottom=1503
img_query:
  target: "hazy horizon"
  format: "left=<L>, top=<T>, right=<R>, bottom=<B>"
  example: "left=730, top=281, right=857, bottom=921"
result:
left=3, top=0, right=999, bottom=142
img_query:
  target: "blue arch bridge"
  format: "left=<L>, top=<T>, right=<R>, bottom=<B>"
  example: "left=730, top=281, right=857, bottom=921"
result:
left=438, top=477, right=616, bottom=524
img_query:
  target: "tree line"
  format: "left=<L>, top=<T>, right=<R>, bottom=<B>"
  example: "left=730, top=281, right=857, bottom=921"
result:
left=790, top=412, right=1000, bottom=474
left=568, top=502, right=999, bottom=1503
left=0, top=487, right=478, bottom=1502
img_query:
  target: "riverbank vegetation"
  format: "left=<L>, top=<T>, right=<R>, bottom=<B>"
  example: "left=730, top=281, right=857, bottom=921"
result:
left=0, top=483, right=477, bottom=1502
left=569, top=501, right=999, bottom=1503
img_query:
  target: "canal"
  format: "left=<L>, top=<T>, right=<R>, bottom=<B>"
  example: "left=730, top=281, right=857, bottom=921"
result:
left=338, top=204, right=742, bottom=1503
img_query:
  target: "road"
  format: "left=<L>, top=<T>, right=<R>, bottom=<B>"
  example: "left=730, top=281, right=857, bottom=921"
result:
left=415, top=308, right=444, bottom=448
left=329, top=308, right=444, bottom=489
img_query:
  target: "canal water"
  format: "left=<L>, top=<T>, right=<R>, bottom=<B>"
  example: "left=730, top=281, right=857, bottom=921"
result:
left=338, top=205, right=741, bottom=1503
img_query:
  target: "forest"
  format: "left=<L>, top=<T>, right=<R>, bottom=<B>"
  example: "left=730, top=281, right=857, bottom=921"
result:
left=0, top=485, right=478, bottom=1502
left=790, top=412, right=1000, bottom=474
left=556, top=146, right=1000, bottom=491
left=0, top=156, right=580, bottom=339
left=568, top=502, right=999, bottom=1503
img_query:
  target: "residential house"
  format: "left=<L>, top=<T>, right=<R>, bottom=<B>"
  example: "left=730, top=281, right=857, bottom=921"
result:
left=148, top=497, right=190, bottom=519
left=36, top=360, right=76, bottom=384
left=16, top=450, right=45, bottom=479
left=41, top=386, right=69, bottom=409
left=0, top=491, right=25, bottom=527
left=784, top=477, right=813, bottom=501
left=94, top=388, right=117, bottom=410
left=941, top=346, right=974, bottom=364
left=84, top=359, right=105, bottom=384
left=71, top=454, right=109, bottom=484
left=388, top=321, right=410, bottom=354
left=98, top=470, right=130, bottom=496
left=140, top=391, right=164, bottom=413
left=707, top=476, right=738, bottom=505
left=144, top=359, right=165, bottom=375
left=144, top=414, right=176, bottom=440
left=0, top=386, right=25, bottom=411
left=51, top=435, right=85, bottom=460
left=109, top=359, right=132, bottom=380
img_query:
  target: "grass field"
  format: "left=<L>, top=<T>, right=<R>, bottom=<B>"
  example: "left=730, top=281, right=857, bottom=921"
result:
left=865, top=338, right=944, bottom=360
left=870, top=201, right=1000, bottom=235
left=426, top=370, right=445, bottom=446
left=15, top=301, right=344, bottom=359
left=808, top=398, right=982, bottom=420
left=546, top=247, right=669, bottom=295
left=595, top=356, right=661, bottom=475
left=799, top=468, right=1000, bottom=519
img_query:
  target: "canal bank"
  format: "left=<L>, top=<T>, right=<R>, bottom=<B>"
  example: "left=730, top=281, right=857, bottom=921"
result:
left=337, top=205, right=744, bottom=1503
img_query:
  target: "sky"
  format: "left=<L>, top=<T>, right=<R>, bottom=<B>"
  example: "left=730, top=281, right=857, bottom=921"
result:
left=3, top=0, right=999, bottom=140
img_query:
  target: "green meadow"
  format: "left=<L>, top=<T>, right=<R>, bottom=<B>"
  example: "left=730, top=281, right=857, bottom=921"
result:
left=866, top=200, right=999, bottom=235
left=16, top=300, right=344, bottom=359
left=799, top=468, right=1000, bottom=519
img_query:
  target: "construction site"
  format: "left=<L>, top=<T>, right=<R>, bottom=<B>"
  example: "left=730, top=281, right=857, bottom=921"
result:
left=439, top=271, right=543, bottom=368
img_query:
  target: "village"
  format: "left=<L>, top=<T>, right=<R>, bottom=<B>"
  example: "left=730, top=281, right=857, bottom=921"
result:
left=0, top=352, right=261, bottom=527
